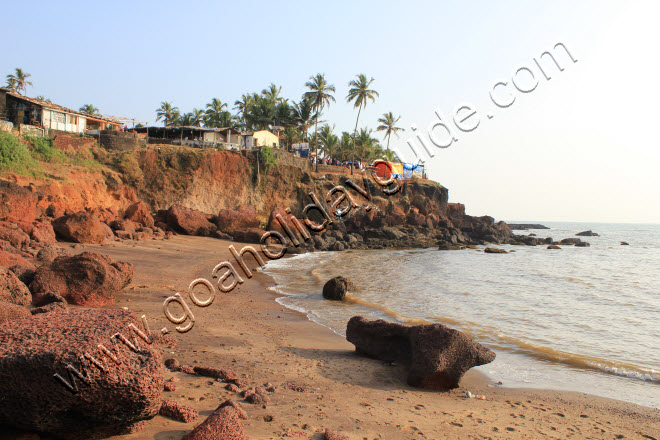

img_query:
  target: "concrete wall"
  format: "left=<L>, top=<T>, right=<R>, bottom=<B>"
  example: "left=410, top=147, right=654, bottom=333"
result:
left=99, top=130, right=145, bottom=150
left=253, top=130, right=279, bottom=147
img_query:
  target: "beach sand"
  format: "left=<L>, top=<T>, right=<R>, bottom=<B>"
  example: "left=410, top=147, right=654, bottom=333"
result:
left=36, top=236, right=658, bottom=440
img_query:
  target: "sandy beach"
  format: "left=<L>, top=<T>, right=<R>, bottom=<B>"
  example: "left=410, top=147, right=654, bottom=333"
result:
left=28, top=235, right=653, bottom=440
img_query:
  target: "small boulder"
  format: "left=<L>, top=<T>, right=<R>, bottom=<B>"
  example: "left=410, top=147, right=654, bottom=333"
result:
left=30, top=221, right=57, bottom=244
left=0, top=221, right=31, bottom=249
left=166, top=204, right=216, bottom=236
left=30, top=252, right=133, bottom=307
left=0, top=266, right=32, bottom=306
left=0, top=300, right=31, bottom=324
left=575, top=241, right=590, bottom=247
left=0, top=180, right=38, bottom=223
left=124, top=201, right=154, bottom=228
left=484, top=247, right=507, bottom=254
left=547, top=245, right=561, bottom=250
left=231, top=227, right=268, bottom=244
left=159, top=399, right=199, bottom=423
left=559, top=237, right=584, bottom=246
left=325, top=428, right=349, bottom=440
left=216, top=205, right=259, bottom=232
left=576, top=230, right=599, bottom=237
left=322, top=276, right=355, bottom=301
left=621, top=241, right=630, bottom=246
left=181, top=406, right=248, bottom=440
left=52, top=212, right=107, bottom=244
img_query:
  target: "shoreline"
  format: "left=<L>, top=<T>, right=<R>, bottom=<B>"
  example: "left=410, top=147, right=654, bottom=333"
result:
left=6, top=236, right=655, bottom=439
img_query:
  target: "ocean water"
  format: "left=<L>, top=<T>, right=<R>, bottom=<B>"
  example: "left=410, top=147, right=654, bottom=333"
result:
left=262, top=222, right=660, bottom=408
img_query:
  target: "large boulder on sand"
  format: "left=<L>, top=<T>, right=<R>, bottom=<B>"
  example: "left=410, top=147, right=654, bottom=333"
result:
left=166, top=204, right=216, bottom=236
left=0, top=308, right=164, bottom=439
left=30, top=252, right=133, bottom=307
left=0, top=180, right=38, bottom=223
left=322, top=276, right=356, bottom=301
left=216, top=204, right=259, bottom=232
left=124, top=201, right=154, bottom=228
left=346, top=316, right=496, bottom=390
left=0, top=266, right=32, bottom=306
left=181, top=406, right=248, bottom=440
left=52, top=212, right=107, bottom=244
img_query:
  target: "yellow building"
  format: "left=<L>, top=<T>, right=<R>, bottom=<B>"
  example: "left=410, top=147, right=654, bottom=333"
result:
left=241, top=130, right=279, bottom=149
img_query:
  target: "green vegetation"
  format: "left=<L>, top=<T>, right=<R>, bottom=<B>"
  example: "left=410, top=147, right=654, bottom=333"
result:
left=259, top=147, right=277, bottom=176
left=79, top=104, right=100, bottom=115
left=25, top=136, right=64, bottom=163
left=304, top=73, right=336, bottom=172
left=0, top=132, right=37, bottom=173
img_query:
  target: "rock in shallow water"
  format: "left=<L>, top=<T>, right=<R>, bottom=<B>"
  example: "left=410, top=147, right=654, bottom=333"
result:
left=346, top=316, right=495, bottom=390
left=0, top=308, right=164, bottom=439
left=322, top=276, right=356, bottom=301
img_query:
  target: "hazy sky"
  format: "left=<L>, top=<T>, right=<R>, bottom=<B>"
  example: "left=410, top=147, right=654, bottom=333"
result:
left=2, top=1, right=658, bottom=223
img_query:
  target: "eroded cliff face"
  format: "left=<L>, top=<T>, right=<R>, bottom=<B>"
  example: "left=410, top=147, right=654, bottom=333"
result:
left=1, top=145, right=511, bottom=247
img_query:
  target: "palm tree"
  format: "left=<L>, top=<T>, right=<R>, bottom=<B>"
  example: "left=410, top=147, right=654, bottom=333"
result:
left=346, top=74, right=379, bottom=173
left=179, top=113, right=194, bottom=127
left=217, top=111, right=236, bottom=128
left=291, top=97, right=317, bottom=143
left=5, top=77, right=17, bottom=93
left=318, top=124, right=339, bottom=161
left=376, top=112, right=404, bottom=158
left=191, top=108, right=205, bottom=127
left=79, top=104, right=100, bottom=115
left=156, top=101, right=180, bottom=126
left=6, top=68, right=33, bottom=95
left=354, top=128, right=380, bottom=163
left=261, top=83, right=283, bottom=103
left=204, top=98, right=227, bottom=127
left=233, top=94, right=254, bottom=130
left=304, top=73, right=336, bottom=171
left=381, top=149, right=399, bottom=162
left=281, top=127, right=302, bottom=151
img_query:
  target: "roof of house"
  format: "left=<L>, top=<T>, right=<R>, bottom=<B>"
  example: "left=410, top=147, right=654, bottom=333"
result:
left=0, top=88, right=121, bottom=125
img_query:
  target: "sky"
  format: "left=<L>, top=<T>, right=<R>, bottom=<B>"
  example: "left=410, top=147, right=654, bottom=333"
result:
left=2, top=0, right=659, bottom=223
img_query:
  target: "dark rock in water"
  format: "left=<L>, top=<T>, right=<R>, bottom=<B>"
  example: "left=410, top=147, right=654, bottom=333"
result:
left=547, top=244, right=561, bottom=250
left=0, top=300, right=31, bottom=324
left=438, top=242, right=463, bottom=251
left=575, top=241, right=590, bottom=247
left=181, top=406, right=248, bottom=440
left=0, top=308, right=164, bottom=440
left=0, top=266, right=32, bottom=306
left=484, top=247, right=507, bottom=254
left=559, top=237, right=585, bottom=246
left=322, top=276, right=355, bottom=301
left=576, top=230, right=599, bottom=237
left=506, top=223, right=549, bottom=230
left=621, top=241, right=630, bottom=246
left=30, top=252, right=133, bottom=307
left=346, top=316, right=495, bottom=390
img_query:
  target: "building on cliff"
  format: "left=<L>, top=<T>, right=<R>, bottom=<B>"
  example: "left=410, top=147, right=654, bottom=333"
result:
left=132, top=126, right=242, bottom=150
left=0, top=88, right=121, bottom=136
left=240, top=130, right=280, bottom=149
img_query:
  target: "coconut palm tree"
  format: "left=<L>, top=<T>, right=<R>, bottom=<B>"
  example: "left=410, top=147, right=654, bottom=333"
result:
left=6, top=68, right=33, bottom=95
left=5, top=77, right=17, bottom=93
left=179, top=113, right=194, bottom=127
left=346, top=74, right=378, bottom=173
left=262, top=83, right=283, bottom=104
left=191, top=108, right=205, bottom=127
left=204, top=98, right=227, bottom=127
left=156, top=102, right=180, bottom=127
left=354, top=128, right=380, bottom=163
left=291, top=97, right=317, bottom=143
left=79, top=104, right=100, bottom=115
left=376, top=112, right=404, bottom=157
left=233, top=94, right=254, bottom=130
left=304, top=73, right=335, bottom=171
left=282, top=127, right=302, bottom=151
left=318, top=124, right=339, bottom=161
left=217, top=111, right=236, bottom=129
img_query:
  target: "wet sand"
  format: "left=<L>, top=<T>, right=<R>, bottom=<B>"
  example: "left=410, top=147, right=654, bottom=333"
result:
left=69, top=236, right=659, bottom=439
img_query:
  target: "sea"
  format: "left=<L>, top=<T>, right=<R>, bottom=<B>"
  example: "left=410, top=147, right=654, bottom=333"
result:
left=262, top=222, right=660, bottom=409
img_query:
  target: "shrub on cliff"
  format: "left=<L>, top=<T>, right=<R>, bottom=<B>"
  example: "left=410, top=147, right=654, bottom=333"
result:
left=0, top=132, right=38, bottom=173
left=24, top=135, right=65, bottom=163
